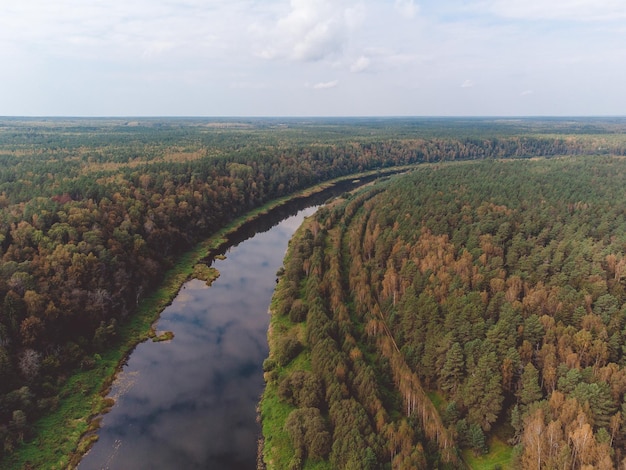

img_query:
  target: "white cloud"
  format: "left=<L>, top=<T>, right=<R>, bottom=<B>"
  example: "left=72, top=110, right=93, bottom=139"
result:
left=2, top=0, right=625, bottom=116
left=350, top=56, right=371, bottom=73
left=0, top=0, right=249, bottom=61
left=257, top=0, right=364, bottom=62
left=348, top=47, right=423, bottom=74
left=394, top=0, right=419, bottom=19
left=484, top=0, right=626, bottom=21
left=312, top=80, right=339, bottom=89
left=141, top=41, right=177, bottom=59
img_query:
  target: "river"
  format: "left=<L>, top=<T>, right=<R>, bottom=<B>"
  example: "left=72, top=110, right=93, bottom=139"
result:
left=78, top=180, right=367, bottom=469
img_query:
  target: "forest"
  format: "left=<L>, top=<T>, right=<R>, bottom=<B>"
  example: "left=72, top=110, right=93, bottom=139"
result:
left=1, top=117, right=626, bottom=467
left=262, top=156, right=626, bottom=469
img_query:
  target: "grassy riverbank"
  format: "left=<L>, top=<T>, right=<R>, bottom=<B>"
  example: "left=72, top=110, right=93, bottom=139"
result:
left=260, top=214, right=327, bottom=470
left=5, top=166, right=411, bottom=470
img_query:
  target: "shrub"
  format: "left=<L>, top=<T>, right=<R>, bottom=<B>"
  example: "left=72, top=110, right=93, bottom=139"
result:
left=274, top=335, right=302, bottom=367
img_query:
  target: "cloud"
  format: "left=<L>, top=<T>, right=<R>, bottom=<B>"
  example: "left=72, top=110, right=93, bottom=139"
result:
left=521, top=90, right=533, bottom=96
left=229, top=81, right=268, bottom=90
left=347, top=47, right=422, bottom=75
left=141, top=41, right=177, bottom=59
left=312, top=80, right=339, bottom=89
left=483, top=0, right=626, bottom=21
left=3, top=0, right=625, bottom=116
left=350, top=56, right=371, bottom=73
left=258, top=0, right=364, bottom=62
left=0, top=0, right=247, bottom=61
left=394, top=0, right=419, bottom=19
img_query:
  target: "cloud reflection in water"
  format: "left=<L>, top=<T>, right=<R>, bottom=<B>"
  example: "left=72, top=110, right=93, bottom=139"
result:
left=80, top=207, right=317, bottom=470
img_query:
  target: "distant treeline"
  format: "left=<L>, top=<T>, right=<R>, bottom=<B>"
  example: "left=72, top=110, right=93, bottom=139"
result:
left=0, top=119, right=625, bottom=463
left=262, top=156, right=626, bottom=469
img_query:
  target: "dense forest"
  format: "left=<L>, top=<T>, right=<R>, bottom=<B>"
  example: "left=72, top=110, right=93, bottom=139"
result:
left=1, top=117, right=626, bottom=467
left=262, top=156, right=626, bottom=469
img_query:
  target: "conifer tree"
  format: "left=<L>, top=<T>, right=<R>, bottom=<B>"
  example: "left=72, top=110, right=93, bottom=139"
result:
left=518, top=363, right=543, bottom=409
left=464, top=351, right=503, bottom=431
left=439, top=341, right=464, bottom=396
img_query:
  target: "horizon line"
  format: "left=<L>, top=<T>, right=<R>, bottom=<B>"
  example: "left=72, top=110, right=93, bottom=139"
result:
left=2, top=115, right=626, bottom=120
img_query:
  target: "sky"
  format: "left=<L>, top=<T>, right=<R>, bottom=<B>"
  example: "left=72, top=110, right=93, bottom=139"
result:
left=1, top=0, right=625, bottom=116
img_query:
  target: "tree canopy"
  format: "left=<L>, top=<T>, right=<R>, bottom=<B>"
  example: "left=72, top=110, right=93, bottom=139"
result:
left=2, top=117, right=626, bottom=466
left=263, top=155, right=626, bottom=469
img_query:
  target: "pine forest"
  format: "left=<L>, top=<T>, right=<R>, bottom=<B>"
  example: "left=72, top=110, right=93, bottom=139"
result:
left=262, top=156, right=626, bottom=469
left=1, top=117, right=626, bottom=468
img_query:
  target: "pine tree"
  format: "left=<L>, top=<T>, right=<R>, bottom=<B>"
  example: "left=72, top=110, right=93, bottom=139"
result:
left=439, top=341, right=464, bottom=396
left=468, top=423, right=487, bottom=455
left=518, top=363, right=543, bottom=408
left=464, top=351, right=503, bottom=431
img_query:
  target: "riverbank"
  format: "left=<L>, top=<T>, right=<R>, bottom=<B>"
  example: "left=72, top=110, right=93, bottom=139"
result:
left=5, top=165, right=414, bottom=470
left=259, top=214, right=321, bottom=470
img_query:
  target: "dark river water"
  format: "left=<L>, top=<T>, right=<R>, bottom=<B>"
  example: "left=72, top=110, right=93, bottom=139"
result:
left=79, top=180, right=368, bottom=470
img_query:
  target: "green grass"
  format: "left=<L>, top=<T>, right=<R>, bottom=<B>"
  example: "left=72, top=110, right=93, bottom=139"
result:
left=462, top=435, right=514, bottom=470
left=304, top=459, right=333, bottom=470
left=5, top=359, right=119, bottom=469
left=259, top=380, right=297, bottom=470
left=424, top=390, right=513, bottom=469
left=262, top=214, right=318, bottom=469
left=261, top=347, right=322, bottom=470
left=426, top=390, right=446, bottom=412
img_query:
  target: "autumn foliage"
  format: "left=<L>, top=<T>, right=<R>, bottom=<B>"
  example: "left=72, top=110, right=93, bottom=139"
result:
left=264, top=156, right=626, bottom=468
left=2, top=118, right=626, bottom=464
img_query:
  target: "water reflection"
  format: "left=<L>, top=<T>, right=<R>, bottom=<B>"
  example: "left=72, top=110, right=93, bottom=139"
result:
left=80, top=207, right=317, bottom=469
left=79, top=174, right=394, bottom=469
